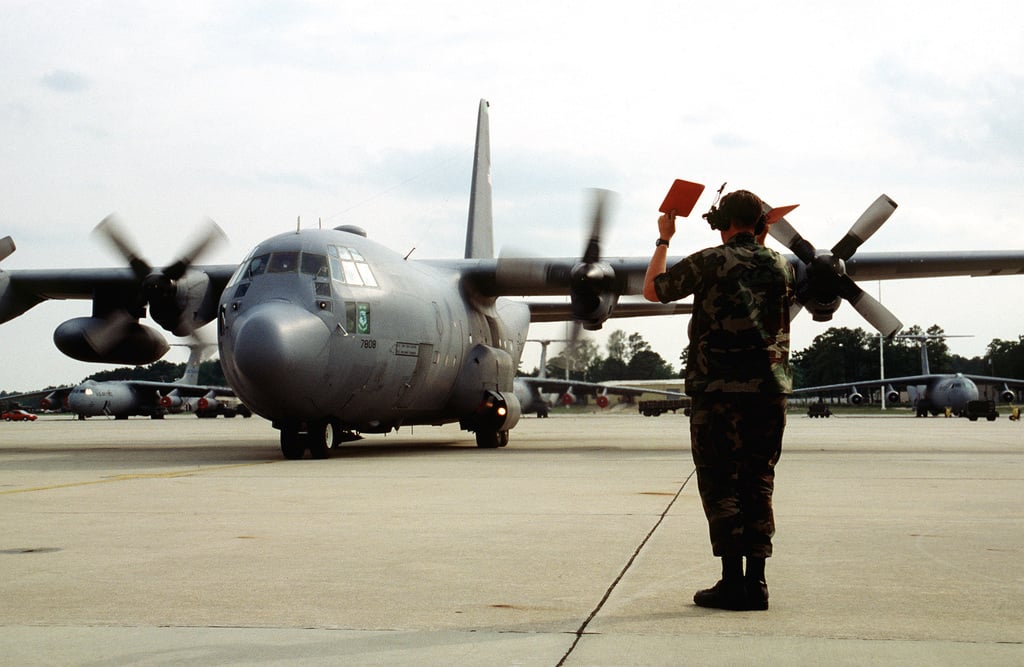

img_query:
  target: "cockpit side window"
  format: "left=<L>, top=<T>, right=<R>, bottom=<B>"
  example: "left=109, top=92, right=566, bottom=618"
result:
left=246, top=254, right=269, bottom=279
left=328, top=245, right=378, bottom=287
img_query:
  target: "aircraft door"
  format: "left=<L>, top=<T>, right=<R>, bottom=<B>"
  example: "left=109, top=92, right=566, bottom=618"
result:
left=395, top=343, right=439, bottom=409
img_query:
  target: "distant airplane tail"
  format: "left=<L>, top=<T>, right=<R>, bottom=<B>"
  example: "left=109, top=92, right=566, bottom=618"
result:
left=464, top=99, right=493, bottom=260
left=895, top=333, right=972, bottom=376
left=174, top=342, right=214, bottom=385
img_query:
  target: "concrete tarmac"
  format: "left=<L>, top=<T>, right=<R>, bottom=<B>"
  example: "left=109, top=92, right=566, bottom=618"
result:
left=0, top=410, right=1021, bottom=665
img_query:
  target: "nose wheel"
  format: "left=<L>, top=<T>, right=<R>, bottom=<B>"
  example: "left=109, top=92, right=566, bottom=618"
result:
left=475, top=430, right=510, bottom=448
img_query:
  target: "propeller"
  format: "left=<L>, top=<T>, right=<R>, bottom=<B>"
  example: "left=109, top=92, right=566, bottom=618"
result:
left=93, top=213, right=226, bottom=336
left=560, top=189, right=619, bottom=365
left=0, top=236, right=15, bottom=263
left=569, top=189, right=618, bottom=329
left=766, top=195, right=902, bottom=337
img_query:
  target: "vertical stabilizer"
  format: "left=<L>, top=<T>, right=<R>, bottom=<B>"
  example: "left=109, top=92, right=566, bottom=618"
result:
left=465, top=99, right=493, bottom=259
left=175, top=343, right=210, bottom=385
left=919, top=340, right=931, bottom=376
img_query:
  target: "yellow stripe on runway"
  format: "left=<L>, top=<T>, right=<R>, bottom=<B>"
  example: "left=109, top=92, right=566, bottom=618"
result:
left=0, top=461, right=275, bottom=496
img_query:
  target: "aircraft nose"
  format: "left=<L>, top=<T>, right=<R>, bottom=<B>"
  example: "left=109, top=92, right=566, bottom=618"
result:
left=227, top=302, right=331, bottom=414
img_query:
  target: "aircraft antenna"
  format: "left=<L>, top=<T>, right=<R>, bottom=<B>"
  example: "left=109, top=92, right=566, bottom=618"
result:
left=296, top=216, right=301, bottom=234
left=318, top=217, right=323, bottom=230
left=403, top=247, right=416, bottom=261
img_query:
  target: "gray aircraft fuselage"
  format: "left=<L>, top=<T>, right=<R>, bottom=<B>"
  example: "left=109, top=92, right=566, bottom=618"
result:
left=67, top=380, right=154, bottom=418
left=217, top=227, right=530, bottom=440
left=912, top=374, right=979, bottom=416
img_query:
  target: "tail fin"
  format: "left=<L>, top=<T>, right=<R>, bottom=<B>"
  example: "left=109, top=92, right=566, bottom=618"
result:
left=175, top=342, right=211, bottom=385
left=465, top=99, right=493, bottom=259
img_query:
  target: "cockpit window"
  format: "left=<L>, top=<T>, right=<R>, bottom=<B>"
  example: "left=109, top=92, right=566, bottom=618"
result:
left=228, top=246, right=376, bottom=289
left=328, top=245, right=378, bottom=287
left=267, top=251, right=300, bottom=274
left=246, top=254, right=269, bottom=278
left=227, top=250, right=263, bottom=288
left=300, top=253, right=329, bottom=278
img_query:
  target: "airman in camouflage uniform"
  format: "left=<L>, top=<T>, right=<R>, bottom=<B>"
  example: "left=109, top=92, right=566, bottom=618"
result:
left=643, top=189, right=794, bottom=611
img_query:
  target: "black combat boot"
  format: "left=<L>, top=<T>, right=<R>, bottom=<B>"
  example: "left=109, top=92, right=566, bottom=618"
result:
left=693, top=556, right=746, bottom=610
left=745, top=556, right=769, bottom=610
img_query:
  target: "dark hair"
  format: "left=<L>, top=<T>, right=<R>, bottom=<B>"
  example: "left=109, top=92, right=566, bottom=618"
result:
left=718, top=190, right=765, bottom=229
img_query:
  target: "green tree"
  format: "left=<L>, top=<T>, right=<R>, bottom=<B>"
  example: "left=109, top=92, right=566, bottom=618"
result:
left=988, top=335, right=1024, bottom=378
left=626, top=349, right=676, bottom=380
left=546, top=338, right=599, bottom=381
left=626, top=332, right=651, bottom=361
left=792, top=327, right=876, bottom=387
left=606, top=330, right=627, bottom=362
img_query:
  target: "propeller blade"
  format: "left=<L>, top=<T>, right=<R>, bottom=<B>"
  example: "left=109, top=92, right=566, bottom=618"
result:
left=163, top=217, right=227, bottom=280
left=838, top=276, right=903, bottom=337
left=0, top=236, right=15, bottom=263
left=766, top=217, right=817, bottom=264
left=581, top=189, right=610, bottom=264
left=566, top=321, right=583, bottom=365
left=830, top=194, right=898, bottom=261
left=94, top=214, right=152, bottom=280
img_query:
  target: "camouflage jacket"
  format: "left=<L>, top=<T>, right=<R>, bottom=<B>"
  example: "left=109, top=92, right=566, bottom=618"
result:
left=653, top=233, right=795, bottom=395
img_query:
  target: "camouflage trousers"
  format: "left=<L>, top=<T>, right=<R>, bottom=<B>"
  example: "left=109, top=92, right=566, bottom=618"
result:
left=689, top=392, right=787, bottom=558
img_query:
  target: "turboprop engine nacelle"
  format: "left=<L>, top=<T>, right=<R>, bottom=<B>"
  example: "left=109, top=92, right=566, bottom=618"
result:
left=196, top=392, right=219, bottom=412
left=53, top=317, right=169, bottom=365
left=159, top=390, right=186, bottom=410
left=570, top=261, right=619, bottom=331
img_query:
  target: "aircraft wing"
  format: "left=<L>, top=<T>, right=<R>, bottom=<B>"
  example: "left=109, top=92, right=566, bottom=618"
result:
left=527, top=299, right=692, bottom=322
left=7, top=250, right=1023, bottom=325
left=433, top=250, right=1024, bottom=300
left=127, top=381, right=236, bottom=397
left=519, top=376, right=684, bottom=399
left=793, top=373, right=1024, bottom=395
left=843, top=251, right=1024, bottom=280
left=0, top=265, right=238, bottom=322
left=0, top=385, right=74, bottom=410
left=792, top=376, right=936, bottom=395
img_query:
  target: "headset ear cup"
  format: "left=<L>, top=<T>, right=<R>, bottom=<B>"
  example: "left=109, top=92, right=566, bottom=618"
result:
left=703, top=206, right=730, bottom=231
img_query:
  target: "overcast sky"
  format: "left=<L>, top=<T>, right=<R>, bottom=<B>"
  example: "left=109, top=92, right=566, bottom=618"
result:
left=2, top=1, right=1024, bottom=390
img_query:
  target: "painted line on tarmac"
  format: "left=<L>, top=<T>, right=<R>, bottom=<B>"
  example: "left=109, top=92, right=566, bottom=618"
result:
left=0, top=461, right=276, bottom=496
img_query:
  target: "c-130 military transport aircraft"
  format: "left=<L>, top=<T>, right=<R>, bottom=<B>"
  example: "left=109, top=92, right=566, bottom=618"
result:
left=3, top=100, right=1024, bottom=459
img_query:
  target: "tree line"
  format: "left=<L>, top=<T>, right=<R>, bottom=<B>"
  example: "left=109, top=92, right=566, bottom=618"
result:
left=792, top=325, right=1024, bottom=387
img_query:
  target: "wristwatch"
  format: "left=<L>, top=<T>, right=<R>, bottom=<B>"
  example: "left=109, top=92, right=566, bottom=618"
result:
left=655, top=238, right=670, bottom=247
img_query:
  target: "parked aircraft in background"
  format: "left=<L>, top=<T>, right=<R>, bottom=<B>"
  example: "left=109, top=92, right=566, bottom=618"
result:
left=793, top=334, right=1023, bottom=416
left=54, top=343, right=242, bottom=419
left=514, top=339, right=684, bottom=417
left=3, top=100, right=1024, bottom=457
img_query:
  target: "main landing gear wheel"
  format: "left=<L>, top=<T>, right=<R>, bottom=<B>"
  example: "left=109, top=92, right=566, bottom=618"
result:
left=280, top=429, right=305, bottom=460
left=309, top=421, right=340, bottom=460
